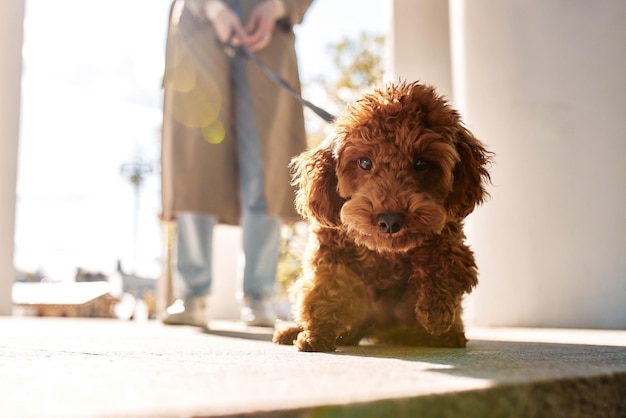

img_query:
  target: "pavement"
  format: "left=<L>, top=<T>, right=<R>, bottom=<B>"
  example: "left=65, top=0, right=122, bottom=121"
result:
left=1, top=317, right=626, bottom=418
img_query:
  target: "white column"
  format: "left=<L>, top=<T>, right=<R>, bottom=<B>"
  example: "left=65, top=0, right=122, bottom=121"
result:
left=387, top=0, right=452, bottom=98
left=209, top=225, right=242, bottom=320
left=451, top=0, right=626, bottom=328
left=0, top=0, right=25, bottom=315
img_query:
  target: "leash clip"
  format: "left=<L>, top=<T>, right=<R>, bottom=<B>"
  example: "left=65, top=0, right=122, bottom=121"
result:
left=223, top=43, right=238, bottom=58
left=222, top=30, right=241, bottom=59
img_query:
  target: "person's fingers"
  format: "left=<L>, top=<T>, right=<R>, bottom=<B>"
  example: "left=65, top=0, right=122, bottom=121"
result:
left=212, top=8, right=249, bottom=45
left=246, top=30, right=272, bottom=52
left=230, top=22, right=250, bottom=45
left=244, top=1, right=276, bottom=51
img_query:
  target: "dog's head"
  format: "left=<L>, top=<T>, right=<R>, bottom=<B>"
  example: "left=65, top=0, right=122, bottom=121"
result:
left=291, top=81, right=492, bottom=252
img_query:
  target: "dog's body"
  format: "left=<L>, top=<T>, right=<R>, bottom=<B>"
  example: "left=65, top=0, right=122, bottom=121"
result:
left=273, top=82, right=492, bottom=352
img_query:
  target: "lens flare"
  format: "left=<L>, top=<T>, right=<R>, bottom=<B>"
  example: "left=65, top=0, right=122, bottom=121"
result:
left=202, top=120, right=225, bottom=144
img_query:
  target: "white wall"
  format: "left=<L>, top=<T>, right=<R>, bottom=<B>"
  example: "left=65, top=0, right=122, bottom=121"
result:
left=390, top=0, right=626, bottom=329
left=0, top=0, right=25, bottom=315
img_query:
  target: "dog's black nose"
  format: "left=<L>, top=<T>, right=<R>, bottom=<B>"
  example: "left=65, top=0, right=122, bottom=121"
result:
left=378, top=212, right=404, bottom=234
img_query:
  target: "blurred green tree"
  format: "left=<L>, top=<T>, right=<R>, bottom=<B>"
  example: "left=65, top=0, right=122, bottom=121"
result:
left=323, top=32, right=386, bottom=108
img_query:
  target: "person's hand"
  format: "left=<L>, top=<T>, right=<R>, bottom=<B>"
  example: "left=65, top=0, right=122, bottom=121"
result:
left=244, top=0, right=282, bottom=52
left=205, top=0, right=249, bottom=46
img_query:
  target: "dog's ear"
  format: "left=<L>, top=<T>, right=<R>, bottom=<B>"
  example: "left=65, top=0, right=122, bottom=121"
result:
left=446, top=127, right=492, bottom=218
left=290, top=136, right=345, bottom=228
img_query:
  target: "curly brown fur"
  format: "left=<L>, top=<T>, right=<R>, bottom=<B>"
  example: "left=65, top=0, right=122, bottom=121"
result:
left=273, top=81, right=492, bottom=352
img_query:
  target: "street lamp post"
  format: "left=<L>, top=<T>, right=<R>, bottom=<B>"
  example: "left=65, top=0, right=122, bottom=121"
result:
left=119, top=160, right=153, bottom=274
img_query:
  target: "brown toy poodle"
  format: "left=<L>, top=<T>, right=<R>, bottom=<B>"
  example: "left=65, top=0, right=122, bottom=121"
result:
left=273, top=81, right=492, bottom=352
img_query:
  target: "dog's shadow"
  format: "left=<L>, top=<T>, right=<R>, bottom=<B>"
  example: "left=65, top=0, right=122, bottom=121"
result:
left=330, top=338, right=626, bottom=384
left=330, top=340, right=481, bottom=375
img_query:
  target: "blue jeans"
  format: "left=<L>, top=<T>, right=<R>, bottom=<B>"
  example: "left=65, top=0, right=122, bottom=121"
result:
left=175, top=53, right=281, bottom=299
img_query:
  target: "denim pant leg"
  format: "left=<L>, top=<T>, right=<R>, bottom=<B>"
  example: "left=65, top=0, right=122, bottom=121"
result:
left=232, top=55, right=281, bottom=299
left=175, top=212, right=216, bottom=297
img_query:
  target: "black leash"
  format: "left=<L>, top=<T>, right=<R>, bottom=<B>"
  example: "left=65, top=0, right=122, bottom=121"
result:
left=223, top=43, right=335, bottom=124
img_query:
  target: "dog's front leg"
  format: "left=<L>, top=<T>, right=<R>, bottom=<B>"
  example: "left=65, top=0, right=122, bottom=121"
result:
left=291, top=263, right=368, bottom=352
left=414, top=243, right=478, bottom=336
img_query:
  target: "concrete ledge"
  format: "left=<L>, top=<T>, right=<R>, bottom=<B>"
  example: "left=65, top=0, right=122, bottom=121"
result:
left=1, top=317, right=625, bottom=417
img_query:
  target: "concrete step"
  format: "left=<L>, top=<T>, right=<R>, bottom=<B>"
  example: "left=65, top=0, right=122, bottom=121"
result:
left=1, top=317, right=625, bottom=417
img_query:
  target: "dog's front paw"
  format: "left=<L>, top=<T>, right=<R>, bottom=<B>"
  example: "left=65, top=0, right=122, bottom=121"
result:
left=438, top=331, right=468, bottom=348
left=416, top=304, right=455, bottom=336
left=295, top=330, right=336, bottom=352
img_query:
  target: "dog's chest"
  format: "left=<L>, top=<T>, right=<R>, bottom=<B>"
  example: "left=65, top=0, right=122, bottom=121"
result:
left=347, top=250, right=425, bottom=325
left=349, top=249, right=424, bottom=289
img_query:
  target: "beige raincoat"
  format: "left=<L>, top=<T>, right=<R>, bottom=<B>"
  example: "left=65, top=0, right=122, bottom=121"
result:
left=161, top=0, right=312, bottom=224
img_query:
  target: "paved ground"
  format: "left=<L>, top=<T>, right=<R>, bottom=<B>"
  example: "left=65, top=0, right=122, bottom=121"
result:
left=1, top=317, right=626, bottom=418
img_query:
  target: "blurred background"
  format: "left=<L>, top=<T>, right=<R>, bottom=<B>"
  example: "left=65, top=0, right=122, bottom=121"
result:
left=14, top=0, right=387, bottom=281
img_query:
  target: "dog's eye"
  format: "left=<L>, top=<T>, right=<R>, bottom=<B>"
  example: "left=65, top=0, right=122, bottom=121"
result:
left=413, top=158, right=430, bottom=172
left=358, top=157, right=373, bottom=171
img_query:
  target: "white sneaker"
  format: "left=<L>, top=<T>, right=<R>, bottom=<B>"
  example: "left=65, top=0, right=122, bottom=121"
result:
left=240, top=296, right=277, bottom=327
left=162, top=296, right=209, bottom=327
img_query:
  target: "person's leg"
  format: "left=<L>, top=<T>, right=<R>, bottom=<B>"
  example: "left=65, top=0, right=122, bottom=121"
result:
left=232, top=54, right=281, bottom=324
left=241, top=214, right=281, bottom=297
left=163, top=212, right=216, bottom=326
left=175, top=212, right=215, bottom=296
